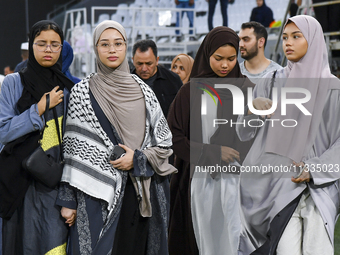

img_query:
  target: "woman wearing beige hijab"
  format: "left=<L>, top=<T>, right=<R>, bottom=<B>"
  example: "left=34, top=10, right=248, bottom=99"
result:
left=171, top=53, right=194, bottom=84
left=57, top=20, right=176, bottom=254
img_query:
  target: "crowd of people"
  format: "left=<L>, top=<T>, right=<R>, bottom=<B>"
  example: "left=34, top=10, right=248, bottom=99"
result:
left=0, top=7, right=339, bottom=255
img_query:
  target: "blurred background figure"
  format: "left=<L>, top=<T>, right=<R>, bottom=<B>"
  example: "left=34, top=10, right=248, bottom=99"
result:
left=250, top=0, right=274, bottom=27
left=3, top=66, right=14, bottom=76
left=14, top=42, right=29, bottom=72
left=175, top=0, right=195, bottom=42
left=289, top=0, right=299, bottom=17
left=132, top=39, right=182, bottom=118
left=207, top=0, right=230, bottom=31
left=61, top=40, right=81, bottom=84
left=312, top=0, right=340, bottom=40
left=238, top=21, right=282, bottom=82
left=0, top=74, right=4, bottom=92
left=171, top=53, right=194, bottom=84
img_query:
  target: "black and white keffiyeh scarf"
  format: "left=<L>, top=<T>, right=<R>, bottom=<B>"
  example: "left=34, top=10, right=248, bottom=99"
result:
left=61, top=73, right=174, bottom=215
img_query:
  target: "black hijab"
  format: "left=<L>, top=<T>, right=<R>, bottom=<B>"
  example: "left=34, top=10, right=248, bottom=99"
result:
left=17, top=20, right=74, bottom=113
left=0, top=21, right=74, bottom=219
left=190, top=26, right=255, bottom=167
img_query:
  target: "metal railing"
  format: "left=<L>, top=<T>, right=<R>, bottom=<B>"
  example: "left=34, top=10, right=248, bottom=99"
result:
left=271, top=0, right=292, bottom=65
left=63, top=6, right=202, bottom=77
left=47, top=0, right=83, bottom=20
left=271, top=0, right=340, bottom=67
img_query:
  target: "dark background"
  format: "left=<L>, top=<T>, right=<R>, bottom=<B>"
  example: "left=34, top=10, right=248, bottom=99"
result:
left=0, top=0, right=71, bottom=73
left=0, top=0, right=126, bottom=74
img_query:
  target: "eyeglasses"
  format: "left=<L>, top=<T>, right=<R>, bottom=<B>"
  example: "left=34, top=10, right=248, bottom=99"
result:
left=33, top=42, right=63, bottom=53
left=97, top=41, right=126, bottom=52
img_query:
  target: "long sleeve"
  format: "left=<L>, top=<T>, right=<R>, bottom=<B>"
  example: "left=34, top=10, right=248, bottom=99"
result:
left=236, top=75, right=271, bottom=142
left=250, top=8, right=256, bottom=22
left=167, top=83, right=223, bottom=168
left=56, top=183, right=77, bottom=210
left=305, top=90, right=340, bottom=185
left=0, top=73, right=44, bottom=145
left=167, top=83, right=192, bottom=163
left=130, top=149, right=154, bottom=177
left=263, top=8, right=274, bottom=27
left=236, top=114, right=260, bottom=141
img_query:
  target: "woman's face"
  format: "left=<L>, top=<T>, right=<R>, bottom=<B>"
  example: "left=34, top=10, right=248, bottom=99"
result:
left=257, top=0, right=264, bottom=7
left=209, top=45, right=237, bottom=77
left=97, top=28, right=126, bottom=69
left=282, top=22, right=308, bottom=62
left=171, top=59, right=187, bottom=82
left=33, top=29, right=62, bottom=68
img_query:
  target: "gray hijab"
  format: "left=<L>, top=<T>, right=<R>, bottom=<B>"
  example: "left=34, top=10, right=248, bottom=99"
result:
left=265, top=15, right=340, bottom=162
left=89, top=20, right=145, bottom=150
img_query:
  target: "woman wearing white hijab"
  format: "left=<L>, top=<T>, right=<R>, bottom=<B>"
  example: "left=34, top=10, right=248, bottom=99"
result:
left=56, top=20, right=176, bottom=254
left=237, top=15, right=340, bottom=254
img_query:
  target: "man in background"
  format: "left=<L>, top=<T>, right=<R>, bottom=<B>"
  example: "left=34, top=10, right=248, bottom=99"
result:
left=207, top=0, right=230, bottom=31
left=238, top=21, right=282, bottom=81
left=175, top=0, right=195, bottom=42
left=14, top=42, right=29, bottom=72
left=132, top=39, right=182, bottom=118
left=3, top=66, right=14, bottom=76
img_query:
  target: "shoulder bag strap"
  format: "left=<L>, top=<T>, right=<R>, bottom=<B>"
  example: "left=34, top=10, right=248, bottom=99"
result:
left=269, top=70, right=277, bottom=100
left=52, top=107, right=64, bottom=162
left=259, top=70, right=277, bottom=122
left=39, top=94, right=50, bottom=140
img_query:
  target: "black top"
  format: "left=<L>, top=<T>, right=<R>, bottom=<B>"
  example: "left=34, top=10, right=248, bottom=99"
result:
left=143, top=72, right=157, bottom=89
left=250, top=0, right=274, bottom=27
left=132, top=65, right=182, bottom=118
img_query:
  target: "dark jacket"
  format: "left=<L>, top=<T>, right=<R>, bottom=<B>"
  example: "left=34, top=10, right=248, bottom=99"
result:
left=132, top=65, right=183, bottom=118
left=14, top=59, right=28, bottom=73
left=250, top=0, right=274, bottom=27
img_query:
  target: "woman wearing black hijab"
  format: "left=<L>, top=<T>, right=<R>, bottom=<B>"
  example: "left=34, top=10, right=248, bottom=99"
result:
left=167, top=26, right=254, bottom=254
left=250, top=0, right=274, bottom=27
left=0, top=20, right=74, bottom=254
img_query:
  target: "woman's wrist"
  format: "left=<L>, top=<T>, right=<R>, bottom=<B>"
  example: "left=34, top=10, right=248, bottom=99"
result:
left=37, top=101, right=44, bottom=116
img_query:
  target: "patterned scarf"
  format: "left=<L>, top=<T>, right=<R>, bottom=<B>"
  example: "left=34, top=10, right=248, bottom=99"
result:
left=61, top=73, right=175, bottom=216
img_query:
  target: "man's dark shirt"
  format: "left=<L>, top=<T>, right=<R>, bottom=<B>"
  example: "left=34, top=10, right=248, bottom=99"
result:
left=132, top=65, right=183, bottom=118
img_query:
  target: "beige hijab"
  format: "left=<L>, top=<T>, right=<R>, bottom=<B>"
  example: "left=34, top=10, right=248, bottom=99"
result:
left=89, top=20, right=145, bottom=150
left=171, top=53, right=194, bottom=84
left=90, top=21, right=176, bottom=217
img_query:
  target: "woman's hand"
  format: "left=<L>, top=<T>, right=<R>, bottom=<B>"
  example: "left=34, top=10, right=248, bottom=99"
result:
left=37, top=86, right=64, bottom=116
left=248, top=97, right=273, bottom=118
left=291, top=161, right=310, bottom=183
left=221, top=146, right=240, bottom=164
left=61, top=207, right=77, bottom=227
left=110, top=144, right=134, bottom=171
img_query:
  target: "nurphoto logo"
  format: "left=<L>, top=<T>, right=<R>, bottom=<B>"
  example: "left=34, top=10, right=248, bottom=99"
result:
left=198, top=82, right=222, bottom=115
left=199, top=82, right=312, bottom=128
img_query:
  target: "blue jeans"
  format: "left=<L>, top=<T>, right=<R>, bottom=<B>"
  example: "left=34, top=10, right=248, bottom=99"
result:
left=208, top=0, right=228, bottom=31
left=176, top=2, right=195, bottom=35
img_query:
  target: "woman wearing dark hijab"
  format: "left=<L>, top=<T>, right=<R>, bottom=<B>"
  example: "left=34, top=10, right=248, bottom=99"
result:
left=250, top=0, right=274, bottom=27
left=0, top=20, right=74, bottom=254
left=167, top=26, right=254, bottom=255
